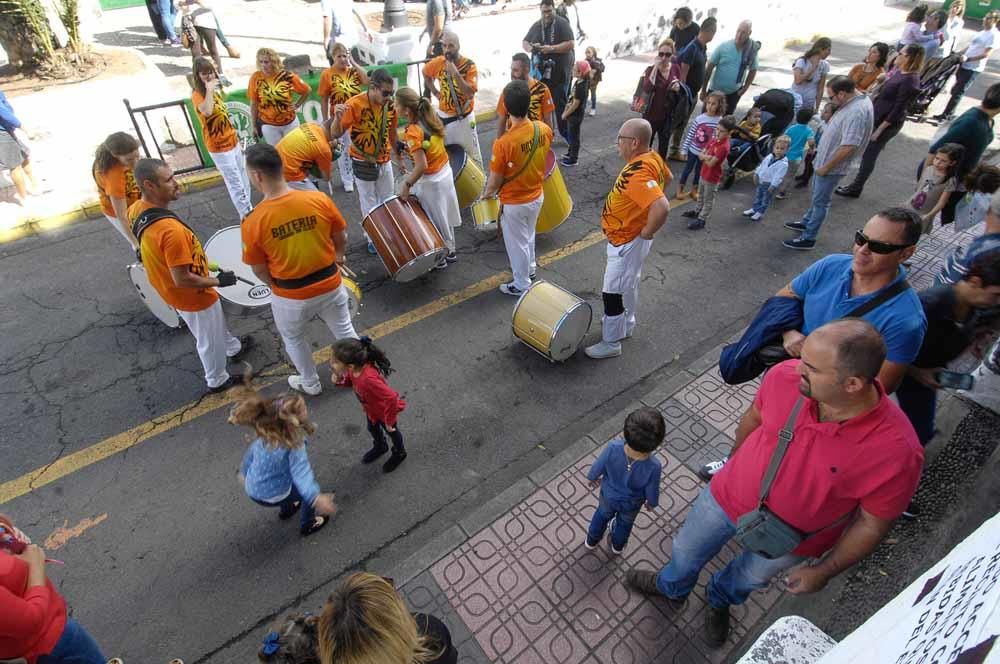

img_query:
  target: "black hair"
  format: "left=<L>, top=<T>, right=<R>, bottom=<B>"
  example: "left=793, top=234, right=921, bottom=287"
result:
left=870, top=42, right=890, bottom=69
left=368, top=68, right=394, bottom=89
left=503, top=80, right=531, bottom=118
left=133, top=158, right=168, bottom=190
left=512, top=52, right=531, bottom=68
left=928, top=9, right=948, bottom=27
left=245, top=143, right=285, bottom=179
left=983, top=82, right=1000, bottom=110
left=965, top=164, right=1000, bottom=193
left=700, top=16, right=717, bottom=33
left=717, top=115, right=738, bottom=132
left=540, top=0, right=555, bottom=7
left=623, top=407, right=665, bottom=454
left=332, top=337, right=394, bottom=377
left=877, top=207, right=922, bottom=247
left=966, top=250, right=1000, bottom=287
left=934, top=142, right=966, bottom=178
left=827, top=75, right=856, bottom=95
left=905, top=4, right=928, bottom=23
left=673, top=7, right=693, bottom=23
left=795, top=107, right=814, bottom=124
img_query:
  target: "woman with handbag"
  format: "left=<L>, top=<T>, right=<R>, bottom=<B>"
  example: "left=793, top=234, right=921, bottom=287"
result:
left=633, top=38, right=683, bottom=160
left=177, top=0, right=227, bottom=84
left=249, top=48, right=312, bottom=146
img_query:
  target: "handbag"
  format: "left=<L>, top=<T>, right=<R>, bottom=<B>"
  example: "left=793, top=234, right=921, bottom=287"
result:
left=180, top=14, right=197, bottom=50
left=735, top=397, right=853, bottom=559
left=631, top=69, right=653, bottom=114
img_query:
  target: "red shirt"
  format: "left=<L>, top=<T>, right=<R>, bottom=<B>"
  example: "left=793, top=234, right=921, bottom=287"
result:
left=0, top=553, right=67, bottom=664
left=341, top=364, right=406, bottom=427
left=699, top=136, right=730, bottom=185
left=711, top=361, right=923, bottom=558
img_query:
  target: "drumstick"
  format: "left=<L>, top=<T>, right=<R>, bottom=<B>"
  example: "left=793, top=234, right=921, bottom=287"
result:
left=340, top=264, right=357, bottom=279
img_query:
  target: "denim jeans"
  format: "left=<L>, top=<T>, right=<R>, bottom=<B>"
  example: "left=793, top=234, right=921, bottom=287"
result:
left=589, top=87, right=597, bottom=110
left=752, top=182, right=775, bottom=214
left=157, top=0, right=177, bottom=40
left=800, top=172, right=844, bottom=241
left=679, top=152, right=702, bottom=186
left=251, top=485, right=316, bottom=531
left=896, top=375, right=938, bottom=446
left=656, top=487, right=805, bottom=608
left=587, top=494, right=642, bottom=550
left=37, top=618, right=105, bottom=664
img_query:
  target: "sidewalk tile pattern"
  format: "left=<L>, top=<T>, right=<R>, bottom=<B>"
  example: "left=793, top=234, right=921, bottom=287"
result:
left=399, top=219, right=983, bottom=663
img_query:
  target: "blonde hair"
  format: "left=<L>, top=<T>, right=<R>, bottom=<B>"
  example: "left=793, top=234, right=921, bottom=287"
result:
left=318, top=573, right=437, bottom=664
left=228, top=391, right=316, bottom=449
left=774, top=135, right=792, bottom=148
left=256, top=48, right=283, bottom=70
left=657, top=37, right=676, bottom=52
left=394, top=87, right=445, bottom=137
left=328, top=41, right=349, bottom=63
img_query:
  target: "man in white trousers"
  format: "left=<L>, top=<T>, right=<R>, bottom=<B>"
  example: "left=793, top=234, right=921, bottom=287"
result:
left=129, top=158, right=251, bottom=392
left=423, top=30, right=483, bottom=170
left=482, top=80, right=553, bottom=296
left=585, top=118, right=671, bottom=359
left=242, top=143, right=359, bottom=395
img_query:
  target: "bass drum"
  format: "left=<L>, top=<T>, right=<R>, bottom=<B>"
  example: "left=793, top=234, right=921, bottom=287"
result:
left=362, top=196, right=447, bottom=283
left=447, top=143, right=485, bottom=209
left=127, top=263, right=181, bottom=328
left=204, top=226, right=272, bottom=316
left=511, top=280, right=592, bottom=362
left=537, top=150, right=573, bottom=233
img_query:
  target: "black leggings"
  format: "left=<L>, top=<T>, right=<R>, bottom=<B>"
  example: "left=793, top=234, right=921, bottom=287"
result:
left=192, top=26, right=221, bottom=70
left=367, top=419, right=405, bottom=452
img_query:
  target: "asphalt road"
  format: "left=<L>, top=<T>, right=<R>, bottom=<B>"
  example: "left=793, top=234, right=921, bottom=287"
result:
left=2, top=45, right=997, bottom=662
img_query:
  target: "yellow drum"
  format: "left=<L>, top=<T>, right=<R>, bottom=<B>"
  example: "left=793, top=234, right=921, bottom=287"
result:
left=471, top=197, right=501, bottom=231
left=537, top=150, right=573, bottom=233
left=343, top=277, right=363, bottom=318
left=511, top=280, right=592, bottom=362
left=446, top=144, right=485, bottom=209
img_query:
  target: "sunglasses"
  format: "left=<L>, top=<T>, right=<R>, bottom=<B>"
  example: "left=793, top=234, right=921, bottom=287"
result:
left=854, top=230, right=912, bottom=254
left=658, top=51, right=674, bottom=58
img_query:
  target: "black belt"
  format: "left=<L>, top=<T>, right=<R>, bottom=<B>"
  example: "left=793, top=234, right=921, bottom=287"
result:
left=440, top=113, right=471, bottom=126
left=271, top=263, right=339, bottom=290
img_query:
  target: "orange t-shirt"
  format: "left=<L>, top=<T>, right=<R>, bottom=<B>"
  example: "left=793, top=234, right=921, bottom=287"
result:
left=248, top=70, right=311, bottom=127
left=95, top=162, right=141, bottom=218
left=422, top=56, right=478, bottom=116
left=403, top=123, right=448, bottom=175
left=317, top=66, right=365, bottom=117
left=129, top=199, right=219, bottom=312
left=489, top=120, right=553, bottom=205
left=276, top=122, right=333, bottom=182
left=601, top=151, right=672, bottom=246
left=339, top=92, right=398, bottom=164
left=241, top=190, right=346, bottom=300
left=192, top=88, right=238, bottom=153
left=495, top=78, right=555, bottom=124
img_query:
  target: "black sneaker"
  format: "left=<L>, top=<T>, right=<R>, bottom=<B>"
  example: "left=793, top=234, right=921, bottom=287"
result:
left=207, top=368, right=249, bottom=394
left=783, top=237, right=816, bottom=250
left=382, top=450, right=407, bottom=473
left=229, top=336, right=254, bottom=362
left=783, top=221, right=806, bottom=232
left=560, top=157, right=578, bottom=167
left=681, top=209, right=699, bottom=219
left=445, top=251, right=458, bottom=263
left=625, top=570, right=687, bottom=609
left=704, top=602, right=731, bottom=647
left=362, top=443, right=389, bottom=464
left=687, top=218, right=706, bottom=230
left=834, top=185, right=861, bottom=198
left=901, top=500, right=920, bottom=519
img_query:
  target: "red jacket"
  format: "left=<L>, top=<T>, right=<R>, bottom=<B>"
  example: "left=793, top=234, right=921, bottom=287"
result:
left=0, top=553, right=67, bottom=664
left=343, top=364, right=406, bottom=427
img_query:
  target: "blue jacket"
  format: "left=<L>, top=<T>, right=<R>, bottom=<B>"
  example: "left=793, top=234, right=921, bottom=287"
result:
left=720, top=296, right=804, bottom=385
left=240, top=438, right=321, bottom=506
left=0, top=91, right=20, bottom=135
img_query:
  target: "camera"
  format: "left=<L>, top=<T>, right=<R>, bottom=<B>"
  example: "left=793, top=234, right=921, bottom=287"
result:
left=531, top=47, right=556, bottom=82
left=430, top=40, right=444, bottom=57
left=445, top=50, right=458, bottom=62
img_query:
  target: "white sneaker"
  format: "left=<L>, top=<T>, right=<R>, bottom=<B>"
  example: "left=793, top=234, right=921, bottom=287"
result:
left=742, top=208, right=756, bottom=217
left=499, top=282, right=525, bottom=296
left=343, top=183, right=354, bottom=193
left=584, top=340, right=622, bottom=359
left=697, top=456, right=729, bottom=482
left=751, top=212, right=763, bottom=221
left=587, top=108, right=596, bottom=117
left=288, top=375, right=322, bottom=396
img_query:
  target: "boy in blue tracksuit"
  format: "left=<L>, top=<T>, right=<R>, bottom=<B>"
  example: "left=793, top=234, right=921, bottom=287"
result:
left=585, top=407, right=665, bottom=554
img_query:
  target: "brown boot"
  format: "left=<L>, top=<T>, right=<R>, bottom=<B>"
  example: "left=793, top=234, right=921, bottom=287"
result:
left=226, top=44, right=240, bottom=58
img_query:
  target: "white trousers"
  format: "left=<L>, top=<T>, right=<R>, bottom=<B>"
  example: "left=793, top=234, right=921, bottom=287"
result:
left=337, top=131, right=354, bottom=190
left=177, top=300, right=241, bottom=389
left=412, top=164, right=460, bottom=252
left=270, top=286, right=359, bottom=389
left=287, top=179, right=319, bottom=192
left=261, top=118, right=300, bottom=146
left=601, top=236, right=653, bottom=343
left=356, top=160, right=395, bottom=217
left=442, top=113, right=483, bottom=171
left=104, top=213, right=137, bottom=249
left=501, top=194, right=543, bottom=291
left=210, top=145, right=252, bottom=218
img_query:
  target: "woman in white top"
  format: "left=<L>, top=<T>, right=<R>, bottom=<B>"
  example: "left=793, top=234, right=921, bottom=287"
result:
left=944, top=0, right=966, bottom=54
left=179, top=0, right=225, bottom=81
left=937, top=10, right=1000, bottom=120
left=790, top=37, right=831, bottom=112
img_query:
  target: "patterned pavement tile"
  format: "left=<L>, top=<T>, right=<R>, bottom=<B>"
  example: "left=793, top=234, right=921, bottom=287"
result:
left=673, top=371, right=760, bottom=439
left=399, top=570, right=491, bottom=664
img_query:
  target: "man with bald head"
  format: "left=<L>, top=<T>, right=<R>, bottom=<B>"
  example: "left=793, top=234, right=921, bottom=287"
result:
left=701, top=19, right=759, bottom=115
left=423, top=29, right=482, bottom=168
left=628, top=319, right=923, bottom=647
left=585, top=118, right=671, bottom=358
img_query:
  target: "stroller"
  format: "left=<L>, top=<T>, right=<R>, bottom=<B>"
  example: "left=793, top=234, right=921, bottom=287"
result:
left=907, top=53, right=963, bottom=123
left=721, top=88, right=797, bottom=190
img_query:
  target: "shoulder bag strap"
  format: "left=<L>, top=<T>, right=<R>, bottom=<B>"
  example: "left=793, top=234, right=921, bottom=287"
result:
left=501, top=121, right=541, bottom=187
left=131, top=207, right=195, bottom=248
left=757, top=396, right=806, bottom=506
left=845, top=279, right=911, bottom=319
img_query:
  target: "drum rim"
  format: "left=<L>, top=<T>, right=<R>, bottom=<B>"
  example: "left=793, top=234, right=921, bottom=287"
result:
left=127, top=262, right=182, bottom=328
left=363, top=198, right=445, bottom=279
left=511, top=280, right=593, bottom=362
left=393, top=247, right=448, bottom=282
left=204, top=224, right=273, bottom=308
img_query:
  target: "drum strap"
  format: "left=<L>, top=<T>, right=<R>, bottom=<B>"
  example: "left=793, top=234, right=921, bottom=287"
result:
left=271, top=262, right=340, bottom=290
left=502, top=121, right=541, bottom=187
left=131, top=207, right=196, bottom=260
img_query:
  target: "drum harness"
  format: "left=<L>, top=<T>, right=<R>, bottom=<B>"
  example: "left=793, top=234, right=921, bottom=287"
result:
left=131, top=207, right=196, bottom=262
left=439, top=57, right=473, bottom=125
left=502, top=122, right=541, bottom=187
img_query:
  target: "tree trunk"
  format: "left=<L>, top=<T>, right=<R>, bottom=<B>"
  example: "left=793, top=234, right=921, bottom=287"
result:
left=0, top=0, right=57, bottom=69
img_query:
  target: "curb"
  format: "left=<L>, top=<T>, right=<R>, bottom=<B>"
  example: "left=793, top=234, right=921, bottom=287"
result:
left=0, top=109, right=500, bottom=246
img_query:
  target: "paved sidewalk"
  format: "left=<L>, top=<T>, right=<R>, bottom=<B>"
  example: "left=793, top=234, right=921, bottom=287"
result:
left=393, top=217, right=984, bottom=663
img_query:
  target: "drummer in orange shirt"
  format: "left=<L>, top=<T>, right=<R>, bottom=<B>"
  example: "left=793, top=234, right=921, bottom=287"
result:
left=423, top=30, right=482, bottom=170
left=242, top=143, right=359, bottom=396
left=496, top=52, right=555, bottom=140
left=129, top=158, right=250, bottom=392
left=275, top=121, right=335, bottom=192
left=585, top=118, right=671, bottom=360
left=481, top=80, right=553, bottom=296
left=318, top=42, right=368, bottom=193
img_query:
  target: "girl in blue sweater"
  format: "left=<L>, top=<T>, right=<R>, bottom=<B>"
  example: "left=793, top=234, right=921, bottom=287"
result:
left=231, top=391, right=337, bottom=536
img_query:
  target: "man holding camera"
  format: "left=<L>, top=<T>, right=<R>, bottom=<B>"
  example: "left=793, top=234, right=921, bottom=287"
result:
left=423, top=30, right=482, bottom=169
left=628, top=319, right=922, bottom=648
left=496, top=52, right=555, bottom=139
left=423, top=0, right=451, bottom=59
left=522, top=0, right=575, bottom=142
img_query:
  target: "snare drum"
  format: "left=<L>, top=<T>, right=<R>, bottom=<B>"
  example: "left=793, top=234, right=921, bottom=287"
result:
left=537, top=150, right=573, bottom=234
left=127, top=263, right=181, bottom=328
left=511, top=280, right=592, bottom=362
left=447, top=144, right=485, bottom=209
left=471, top=197, right=501, bottom=231
left=362, top=196, right=447, bottom=282
left=204, top=226, right=272, bottom=316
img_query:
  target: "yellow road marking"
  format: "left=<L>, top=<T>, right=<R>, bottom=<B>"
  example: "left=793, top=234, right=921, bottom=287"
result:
left=0, top=229, right=610, bottom=505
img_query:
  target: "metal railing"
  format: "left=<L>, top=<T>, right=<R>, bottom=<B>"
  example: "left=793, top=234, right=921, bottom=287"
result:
left=123, top=98, right=207, bottom=175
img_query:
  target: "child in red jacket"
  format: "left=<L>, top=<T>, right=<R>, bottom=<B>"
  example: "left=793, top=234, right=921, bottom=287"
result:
left=330, top=337, right=408, bottom=473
